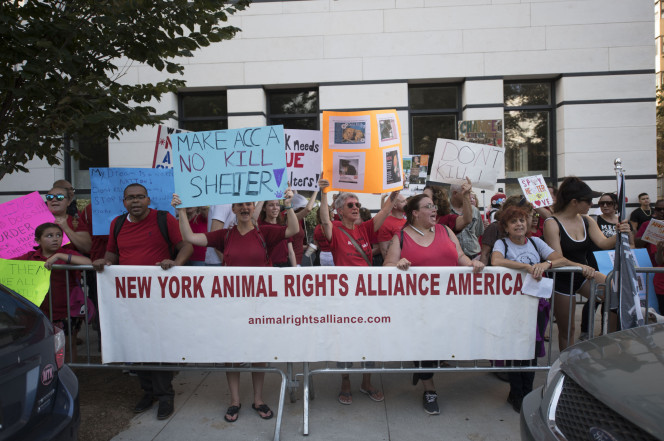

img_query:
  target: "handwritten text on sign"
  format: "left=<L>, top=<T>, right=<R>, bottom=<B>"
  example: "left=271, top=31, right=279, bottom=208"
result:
left=152, top=125, right=188, bottom=169
left=96, top=266, right=537, bottom=363
left=170, top=126, right=288, bottom=207
left=89, top=168, right=176, bottom=236
left=285, top=129, right=322, bottom=191
left=0, top=258, right=51, bottom=306
left=518, top=174, right=553, bottom=208
left=0, top=192, right=69, bottom=259
left=430, top=138, right=504, bottom=190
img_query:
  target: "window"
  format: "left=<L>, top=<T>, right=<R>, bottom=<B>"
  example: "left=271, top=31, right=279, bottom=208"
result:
left=267, top=89, right=319, bottom=130
left=178, top=91, right=228, bottom=131
left=408, top=85, right=461, bottom=157
left=503, top=82, right=554, bottom=191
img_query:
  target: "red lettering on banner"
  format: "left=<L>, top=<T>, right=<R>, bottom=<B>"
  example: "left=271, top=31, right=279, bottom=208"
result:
left=430, top=274, right=440, bottom=295
left=224, top=276, right=234, bottom=297
left=241, top=276, right=254, bottom=296
left=339, top=274, right=349, bottom=296
left=116, top=276, right=152, bottom=299
left=367, top=274, right=377, bottom=296
left=256, top=276, right=268, bottom=297
left=485, top=273, right=495, bottom=294
left=269, top=275, right=278, bottom=297
left=211, top=276, right=221, bottom=297
left=502, top=273, right=513, bottom=294
left=378, top=274, right=388, bottom=296
left=158, top=276, right=168, bottom=298
left=181, top=276, right=192, bottom=297
left=355, top=275, right=367, bottom=296
left=315, top=274, right=326, bottom=296
left=458, top=273, right=471, bottom=294
left=193, top=276, right=204, bottom=297
left=513, top=273, right=523, bottom=294
left=406, top=274, right=417, bottom=295
left=473, top=273, right=483, bottom=295
left=394, top=274, right=404, bottom=295
left=446, top=275, right=457, bottom=295
left=169, top=277, right=179, bottom=298
left=418, top=274, right=429, bottom=295
left=302, top=274, right=313, bottom=296
left=284, top=275, right=296, bottom=296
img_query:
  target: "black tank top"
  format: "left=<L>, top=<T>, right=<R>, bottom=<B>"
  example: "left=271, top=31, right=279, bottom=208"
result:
left=550, top=216, right=591, bottom=294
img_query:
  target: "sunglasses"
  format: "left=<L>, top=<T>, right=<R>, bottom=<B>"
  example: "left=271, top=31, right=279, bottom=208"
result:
left=45, top=194, right=66, bottom=201
left=654, top=207, right=664, bottom=212
left=124, top=194, right=147, bottom=201
left=346, top=202, right=361, bottom=209
left=598, top=201, right=615, bottom=207
left=419, top=203, right=438, bottom=210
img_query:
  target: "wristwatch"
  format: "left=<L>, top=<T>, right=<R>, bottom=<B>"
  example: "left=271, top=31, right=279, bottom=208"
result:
left=546, top=260, right=553, bottom=269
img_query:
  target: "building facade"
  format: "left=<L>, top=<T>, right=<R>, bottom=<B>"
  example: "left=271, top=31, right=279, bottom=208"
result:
left=0, top=0, right=657, bottom=206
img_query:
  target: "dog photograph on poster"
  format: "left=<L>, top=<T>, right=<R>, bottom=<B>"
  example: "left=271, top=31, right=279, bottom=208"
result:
left=328, top=115, right=371, bottom=149
left=332, top=152, right=365, bottom=191
left=383, top=147, right=402, bottom=190
left=377, top=113, right=400, bottom=147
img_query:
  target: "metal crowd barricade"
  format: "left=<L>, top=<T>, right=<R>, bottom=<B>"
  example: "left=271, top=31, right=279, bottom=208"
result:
left=45, top=264, right=663, bottom=439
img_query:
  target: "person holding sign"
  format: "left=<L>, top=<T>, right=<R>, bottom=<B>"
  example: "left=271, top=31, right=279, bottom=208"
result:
left=542, top=177, right=630, bottom=350
left=171, top=189, right=299, bottom=423
left=318, top=175, right=399, bottom=405
left=253, top=200, right=297, bottom=267
left=635, top=199, right=664, bottom=315
left=383, top=193, right=484, bottom=415
left=45, top=186, right=92, bottom=254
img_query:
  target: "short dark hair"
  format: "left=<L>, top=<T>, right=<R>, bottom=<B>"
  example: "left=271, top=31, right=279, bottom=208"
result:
left=123, top=183, right=148, bottom=196
left=638, top=192, right=649, bottom=199
left=405, top=194, right=429, bottom=225
left=35, top=222, right=62, bottom=240
left=599, top=193, right=618, bottom=205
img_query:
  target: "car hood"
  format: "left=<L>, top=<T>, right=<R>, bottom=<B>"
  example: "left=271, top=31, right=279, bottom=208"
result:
left=560, top=323, right=664, bottom=434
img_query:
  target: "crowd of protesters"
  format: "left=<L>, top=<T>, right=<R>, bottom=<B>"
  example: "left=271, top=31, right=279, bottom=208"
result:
left=12, top=171, right=663, bottom=421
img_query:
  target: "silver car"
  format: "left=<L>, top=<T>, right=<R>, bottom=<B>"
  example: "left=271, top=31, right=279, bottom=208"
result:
left=521, top=323, right=664, bottom=441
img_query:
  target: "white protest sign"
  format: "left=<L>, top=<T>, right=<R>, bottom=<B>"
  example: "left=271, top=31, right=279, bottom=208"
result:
left=429, top=138, right=504, bottom=190
left=97, top=266, right=538, bottom=363
left=517, top=174, right=553, bottom=208
left=284, top=129, right=322, bottom=191
left=641, top=219, right=664, bottom=245
left=153, top=125, right=188, bottom=169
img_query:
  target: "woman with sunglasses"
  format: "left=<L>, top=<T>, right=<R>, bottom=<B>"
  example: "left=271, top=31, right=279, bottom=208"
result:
left=45, top=186, right=92, bottom=254
left=383, top=193, right=484, bottom=414
left=542, top=177, right=630, bottom=350
left=318, top=175, right=398, bottom=406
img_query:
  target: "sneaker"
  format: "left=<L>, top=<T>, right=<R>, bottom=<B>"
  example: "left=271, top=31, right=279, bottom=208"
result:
left=157, top=399, right=174, bottom=420
left=134, top=394, right=156, bottom=413
left=423, top=391, right=440, bottom=415
left=578, top=332, right=590, bottom=341
left=507, top=392, right=523, bottom=413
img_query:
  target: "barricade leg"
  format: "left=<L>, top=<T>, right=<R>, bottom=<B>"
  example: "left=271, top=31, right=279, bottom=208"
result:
left=303, top=362, right=310, bottom=436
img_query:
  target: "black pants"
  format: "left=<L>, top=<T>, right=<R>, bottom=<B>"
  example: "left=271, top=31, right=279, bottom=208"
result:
left=507, top=359, right=535, bottom=398
left=137, top=370, right=174, bottom=402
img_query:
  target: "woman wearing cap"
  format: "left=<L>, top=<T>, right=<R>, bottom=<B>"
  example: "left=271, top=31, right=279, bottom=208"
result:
left=318, top=175, right=398, bottom=406
left=543, top=177, right=630, bottom=350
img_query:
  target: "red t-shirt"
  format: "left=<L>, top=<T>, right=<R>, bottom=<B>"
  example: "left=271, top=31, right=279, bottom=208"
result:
left=63, top=213, right=89, bottom=254
left=376, top=215, right=406, bottom=243
left=290, top=218, right=306, bottom=264
left=400, top=224, right=458, bottom=267
left=258, top=219, right=292, bottom=265
left=639, top=221, right=664, bottom=294
left=329, top=219, right=374, bottom=266
left=82, top=203, right=109, bottom=261
left=205, top=224, right=286, bottom=267
left=437, top=213, right=459, bottom=232
left=16, top=247, right=82, bottom=320
left=189, top=214, right=208, bottom=262
left=313, top=224, right=332, bottom=252
left=106, top=209, right=183, bottom=265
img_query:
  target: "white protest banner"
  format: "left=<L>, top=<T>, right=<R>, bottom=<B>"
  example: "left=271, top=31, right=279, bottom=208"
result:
left=153, top=125, right=189, bottom=169
left=284, top=129, right=322, bottom=191
left=429, top=138, right=504, bottom=190
left=517, top=174, right=553, bottom=208
left=641, top=219, right=664, bottom=245
left=97, top=266, right=538, bottom=363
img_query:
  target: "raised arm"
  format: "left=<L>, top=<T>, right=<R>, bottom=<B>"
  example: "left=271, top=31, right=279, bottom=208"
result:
left=454, top=177, right=473, bottom=232
left=283, top=187, right=299, bottom=238
left=372, top=191, right=399, bottom=232
left=318, top=177, right=333, bottom=242
left=296, top=190, right=319, bottom=220
left=171, top=194, right=209, bottom=247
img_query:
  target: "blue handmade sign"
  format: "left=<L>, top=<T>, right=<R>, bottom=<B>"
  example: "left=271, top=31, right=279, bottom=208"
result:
left=170, top=125, right=288, bottom=207
left=89, top=168, right=176, bottom=236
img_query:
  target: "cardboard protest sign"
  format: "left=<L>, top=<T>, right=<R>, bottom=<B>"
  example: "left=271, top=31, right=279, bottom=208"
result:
left=458, top=119, right=503, bottom=147
left=0, top=258, right=51, bottom=306
left=594, top=248, right=658, bottom=310
left=641, top=219, right=664, bottom=246
left=518, top=174, right=553, bottom=208
left=284, top=129, right=322, bottom=191
left=322, top=110, right=403, bottom=193
left=0, top=192, right=70, bottom=259
left=429, top=138, right=504, bottom=190
left=89, top=168, right=176, bottom=236
left=153, top=125, right=189, bottom=169
left=402, top=155, right=429, bottom=196
left=170, top=125, right=288, bottom=207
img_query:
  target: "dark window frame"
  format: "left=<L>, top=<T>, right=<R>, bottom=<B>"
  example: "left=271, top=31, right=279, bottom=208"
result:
left=178, top=90, right=228, bottom=131
left=266, top=87, right=320, bottom=130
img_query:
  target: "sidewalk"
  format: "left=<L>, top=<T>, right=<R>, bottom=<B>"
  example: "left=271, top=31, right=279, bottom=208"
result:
left=110, top=362, right=546, bottom=441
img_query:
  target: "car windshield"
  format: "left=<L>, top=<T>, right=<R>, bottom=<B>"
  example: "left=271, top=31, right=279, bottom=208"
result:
left=0, top=286, right=40, bottom=348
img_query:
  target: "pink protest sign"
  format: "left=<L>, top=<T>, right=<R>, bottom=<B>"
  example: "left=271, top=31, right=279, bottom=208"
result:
left=0, top=192, right=69, bottom=259
left=517, top=175, right=553, bottom=208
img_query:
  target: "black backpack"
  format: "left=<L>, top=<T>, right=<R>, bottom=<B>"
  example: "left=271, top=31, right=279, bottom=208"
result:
left=112, top=210, right=176, bottom=259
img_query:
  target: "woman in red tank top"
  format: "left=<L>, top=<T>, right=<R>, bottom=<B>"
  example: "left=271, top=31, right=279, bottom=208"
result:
left=383, top=193, right=484, bottom=415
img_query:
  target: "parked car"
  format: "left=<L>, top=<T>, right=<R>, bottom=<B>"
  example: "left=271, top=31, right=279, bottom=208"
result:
left=521, top=323, right=664, bottom=441
left=0, top=283, right=80, bottom=441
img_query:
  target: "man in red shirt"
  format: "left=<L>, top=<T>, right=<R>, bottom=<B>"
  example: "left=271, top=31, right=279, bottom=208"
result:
left=377, top=193, right=407, bottom=258
left=93, top=184, right=192, bottom=420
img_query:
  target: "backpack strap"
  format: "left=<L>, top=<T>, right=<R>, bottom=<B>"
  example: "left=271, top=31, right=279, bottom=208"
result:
left=113, top=211, right=176, bottom=259
left=112, top=213, right=129, bottom=245
left=337, top=225, right=371, bottom=266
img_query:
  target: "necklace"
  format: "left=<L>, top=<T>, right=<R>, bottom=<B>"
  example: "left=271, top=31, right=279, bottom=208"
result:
left=642, top=207, right=652, bottom=216
left=409, top=224, right=432, bottom=236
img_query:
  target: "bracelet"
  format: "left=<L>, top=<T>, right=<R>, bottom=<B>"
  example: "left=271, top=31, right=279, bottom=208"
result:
left=67, top=254, right=72, bottom=264
left=284, top=205, right=293, bottom=210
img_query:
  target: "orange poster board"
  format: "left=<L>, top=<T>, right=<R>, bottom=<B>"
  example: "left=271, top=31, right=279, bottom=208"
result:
left=322, top=110, right=403, bottom=194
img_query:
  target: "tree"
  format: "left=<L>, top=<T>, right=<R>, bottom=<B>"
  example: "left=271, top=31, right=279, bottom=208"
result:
left=0, top=0, right=251, bottom=180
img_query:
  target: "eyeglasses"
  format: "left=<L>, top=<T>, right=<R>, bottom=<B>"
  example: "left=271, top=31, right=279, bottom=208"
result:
left=124, top=194, right=147, bottom=201
left=45, top=194, right=66, bottom=201
left=598, top=201, right=615, bottom=207
left=419, top=204, right=438, bottom=210
left=345, top=202, right=361, bottom=209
